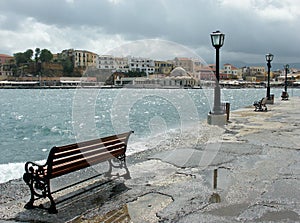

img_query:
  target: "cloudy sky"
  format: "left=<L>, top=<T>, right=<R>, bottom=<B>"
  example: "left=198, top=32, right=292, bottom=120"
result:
left=0, top=0, right=299, bottom=64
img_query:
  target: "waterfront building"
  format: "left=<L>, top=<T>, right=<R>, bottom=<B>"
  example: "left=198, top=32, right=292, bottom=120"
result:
left=245, top=76, right=257, bottom=82
left=198, top=64, right=230, bottom=81
left=250, top=66, right=265, bottom=75
left=115, top=66, right=196, bottom=88
left=0, top=54, right=14, bottom=78
left=154, top=60, right=173, bottom=75
left=0, top=54, right=14, bottom=64
left=196, top=65, right=215, bottom=81
left=173, top=57, right=203, bottom=84
left=223, top=63, right=241, bottom=79
left=97, top=55, right=115, bottom=70
left=61, top=49, right=98, bottom=68
left=128, top=57, right=155, bottom=77
left=173, top=57, right=194, bottom=73
left=174, top=57, right=203, bottom=75
left=114, top=57, right=129, bottom=73
left=242, top=66, right=266, bottom=82
left=277, top=68, right=300, bottom=84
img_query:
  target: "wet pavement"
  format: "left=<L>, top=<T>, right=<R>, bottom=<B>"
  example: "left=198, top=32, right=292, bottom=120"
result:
left=0, top=97, right=299, bottom=222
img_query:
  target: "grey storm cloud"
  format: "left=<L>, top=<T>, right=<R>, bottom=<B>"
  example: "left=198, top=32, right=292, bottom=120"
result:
left=0, top=0, right=299, bottom=63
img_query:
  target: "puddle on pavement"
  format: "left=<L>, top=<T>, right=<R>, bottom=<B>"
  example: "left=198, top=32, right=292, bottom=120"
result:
left=87, top=192, right=173, bottom=223
left=209, top=192, right=221, bottom=203
left=207, top=203, right=249, bottom=217
left=256, top=210, right=300, bottom=222
left=208, top=168, right=233, bottom=204
left=86, top=205, right=131, bottom=223
left=126, top=193, right=173, bottom=222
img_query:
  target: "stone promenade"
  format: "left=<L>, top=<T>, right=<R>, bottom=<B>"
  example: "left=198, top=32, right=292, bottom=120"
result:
left=0, top=97, right=299, bottom=222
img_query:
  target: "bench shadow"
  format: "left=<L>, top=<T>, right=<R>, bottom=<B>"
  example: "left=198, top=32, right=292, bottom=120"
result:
left=16, top=164, right=131, bottom=222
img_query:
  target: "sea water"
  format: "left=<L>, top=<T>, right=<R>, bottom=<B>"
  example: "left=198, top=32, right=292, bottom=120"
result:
left=1, top=88, right=299, bottom=183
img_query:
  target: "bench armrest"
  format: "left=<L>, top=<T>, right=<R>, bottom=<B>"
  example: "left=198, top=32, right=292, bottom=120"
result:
left=24, top=161, right=47, bottom=178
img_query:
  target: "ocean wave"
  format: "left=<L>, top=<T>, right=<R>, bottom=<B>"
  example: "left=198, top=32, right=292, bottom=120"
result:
left=0, top=160, right=46, bottom=183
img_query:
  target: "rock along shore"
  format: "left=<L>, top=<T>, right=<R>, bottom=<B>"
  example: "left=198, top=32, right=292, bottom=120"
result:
left=0, top=97, right=299, bottom=223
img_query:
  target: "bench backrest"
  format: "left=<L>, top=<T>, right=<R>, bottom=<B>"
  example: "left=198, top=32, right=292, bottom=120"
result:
left=46, top=131, right=133, bottom=179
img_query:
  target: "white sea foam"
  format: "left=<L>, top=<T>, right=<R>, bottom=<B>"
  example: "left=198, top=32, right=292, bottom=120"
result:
left=0, top=162, right=26, bottom=183
left=0, top=160, right=46, bottom=184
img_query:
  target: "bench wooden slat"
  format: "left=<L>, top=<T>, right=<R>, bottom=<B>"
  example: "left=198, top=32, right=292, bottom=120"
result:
left=55, top=136, right=126, bottom=154
left=52, top=141, right=125, bottom=160
left=53, top=133, right=129, bottom=154
left=51, top=143, right=125, bottom=168
left=50, top=149, right=124, bottom=178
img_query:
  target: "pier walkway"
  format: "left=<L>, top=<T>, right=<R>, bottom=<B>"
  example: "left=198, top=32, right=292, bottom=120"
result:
left=1, top=97, right=299, bottom=222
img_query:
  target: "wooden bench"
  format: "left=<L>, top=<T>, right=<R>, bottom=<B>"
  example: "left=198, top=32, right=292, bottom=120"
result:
left=253, top=97, right=268, bottom=112
left=23, top=131, right=133, bottom=214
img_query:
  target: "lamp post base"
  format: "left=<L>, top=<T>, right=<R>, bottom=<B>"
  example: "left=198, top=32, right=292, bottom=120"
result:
left=266, top=94, right=274, bottom=104
left=207, top=113, right=227, bottom=126
left=281, top=91, right=289, bottom=100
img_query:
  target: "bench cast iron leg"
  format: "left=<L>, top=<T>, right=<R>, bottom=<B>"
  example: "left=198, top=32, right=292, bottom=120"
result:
left=23, top=173, right=35, bottom=209
left=106, top=157, right=131, bottom=179
left=123, top=158, right=131, bottom=180
left=46, top=184, right=58, bottom=214
left=105, top=160, right=113, bottom=178
left=23, top=172, right=57, bottom=214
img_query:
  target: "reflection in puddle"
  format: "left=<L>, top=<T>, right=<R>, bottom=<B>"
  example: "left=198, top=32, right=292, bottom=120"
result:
left=208, top=168, right=233, bottom=204
left=93, top=193, right=173, bottom=223
left=205, top=167, right=233, bottom=192
left=257, top=210, right=300, bottom=222
left=217, top=168, right=233, bottom=191
left=127, top=193, right=173, bottom=222
left=94, top=205, right=131, bottom=222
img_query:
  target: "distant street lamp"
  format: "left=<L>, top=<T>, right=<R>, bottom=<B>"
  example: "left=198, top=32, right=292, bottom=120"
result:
left=281, top=64, right=289, bottom=100
left=284, top=64, right=289, bottom=93
left=265, top=53, right=274, bottom=100
left=210, top=30, right=225, bottom=115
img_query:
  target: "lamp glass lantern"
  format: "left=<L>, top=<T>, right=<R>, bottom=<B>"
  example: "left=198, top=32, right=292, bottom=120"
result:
left=210, top=31, right=225, bottom=48
left=285, top=64, right=289, bottom=70
left=265, top=53, right=274, bottom=63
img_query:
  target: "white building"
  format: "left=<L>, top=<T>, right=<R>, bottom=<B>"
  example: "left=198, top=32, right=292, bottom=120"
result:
left=223, top=63, right=242, bottom=79
left=115, top=66, right=196, bottom=88
left=114, top=57, right=129, bottom=73
left=97, top=55, right=116, bottom=70
left=129, top=57, right=155, bottom=77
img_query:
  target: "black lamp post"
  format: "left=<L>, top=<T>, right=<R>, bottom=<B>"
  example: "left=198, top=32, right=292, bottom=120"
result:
left=210, top=30, right=225, bottom=114
left=265, top=53, right=274, bottom=100
left=284, top=64, right=289, bottom=93
left=281, top=64, right=289, bottom=100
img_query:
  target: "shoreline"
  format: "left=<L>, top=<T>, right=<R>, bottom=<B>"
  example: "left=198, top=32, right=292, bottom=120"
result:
left=1, top=83, right=300, bottom=90
left=1, top=86, right=300, bottom=90
left=1, top=97, right=299, bottom=222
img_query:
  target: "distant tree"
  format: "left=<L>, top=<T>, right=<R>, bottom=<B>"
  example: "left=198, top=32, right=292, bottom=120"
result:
left=33, top=48, right=40, bottom=76
left=61, top=57, right=74, bottom=74
left=35, top=48, right=40, bottom=62
left=13, top=52, right=27, bottom=66
left=24, top=49, right=33, bottom=62
left=39, top=49, right=53, bottom=62
left=127, top=70, right=147, bottom=77
left=14, top=49, right=33, bottom=65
